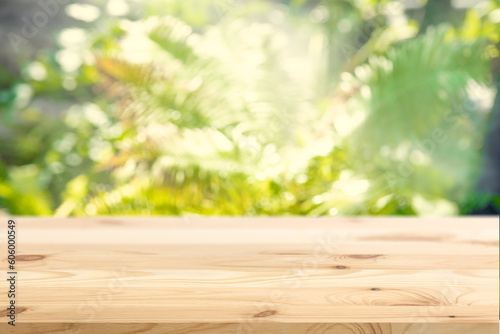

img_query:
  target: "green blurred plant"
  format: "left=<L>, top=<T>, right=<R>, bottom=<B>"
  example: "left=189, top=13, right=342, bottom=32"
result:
left=0, top=0, right=497, bottom=217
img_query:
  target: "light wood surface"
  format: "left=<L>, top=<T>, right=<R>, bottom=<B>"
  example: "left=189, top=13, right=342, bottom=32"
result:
left=0, top=217, right=498, bottom=333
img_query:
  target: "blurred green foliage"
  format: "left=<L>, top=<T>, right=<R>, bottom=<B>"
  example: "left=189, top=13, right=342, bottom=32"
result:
left=0, top=0, right=499, bottom=216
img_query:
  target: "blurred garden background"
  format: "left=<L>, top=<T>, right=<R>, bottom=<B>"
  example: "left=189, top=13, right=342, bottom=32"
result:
left=0, top=0, right=499, bottom=216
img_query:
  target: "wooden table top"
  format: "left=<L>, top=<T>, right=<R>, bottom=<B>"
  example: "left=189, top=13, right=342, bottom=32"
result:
left=1, top=217, right=498, bottom=333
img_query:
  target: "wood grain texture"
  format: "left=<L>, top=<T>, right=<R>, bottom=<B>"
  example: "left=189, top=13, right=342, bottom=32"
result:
left=0, top=217, right=498, bottom=333
left=0, top=323, right=498, bottom=334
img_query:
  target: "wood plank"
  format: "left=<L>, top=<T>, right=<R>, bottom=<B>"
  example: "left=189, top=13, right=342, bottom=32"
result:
left=0, top=217, right=497, bottom=332
left=12, top=269, right=498, bottom=288
left=4, top=304, right=497, bottom=323
left=12, top=245, right=499, bottom=270
left=0, top=323, right=498, bottom=334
